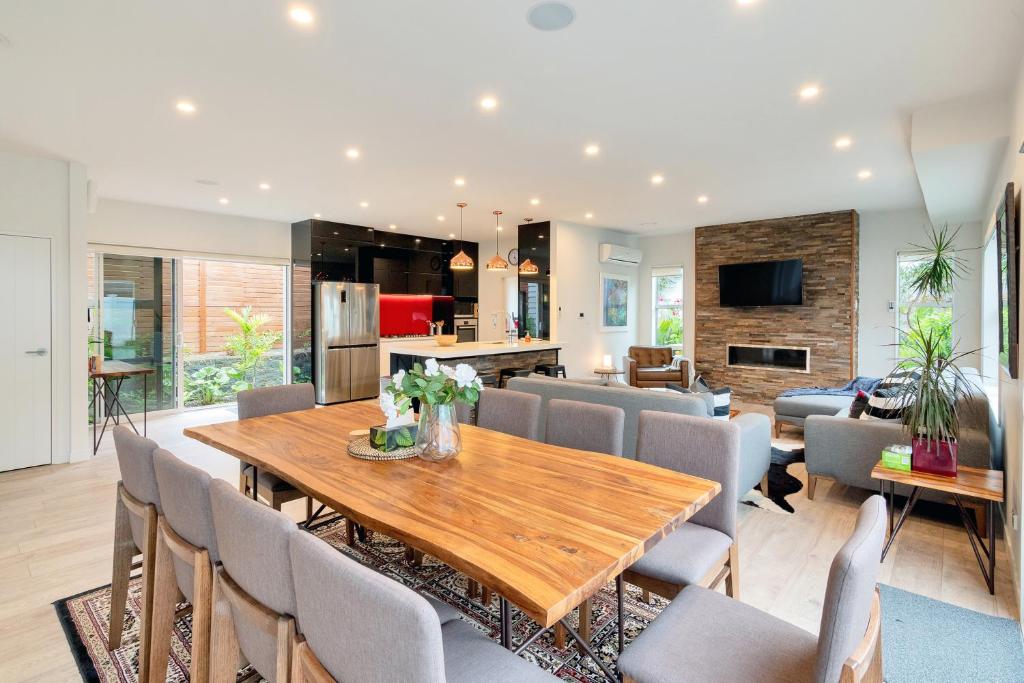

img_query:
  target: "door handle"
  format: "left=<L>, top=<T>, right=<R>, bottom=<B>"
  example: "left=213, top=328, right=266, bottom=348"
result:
left=25, top=348, right=48, bottom=356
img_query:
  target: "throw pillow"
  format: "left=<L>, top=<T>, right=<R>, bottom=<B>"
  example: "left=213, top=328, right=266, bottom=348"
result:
left=859, top=371, right=919, bottom=421
left=848, top=390, right=870, bottom=419
left=711, top=387, right=732, bottom=421
left=690, top=375, right=711, bottom=393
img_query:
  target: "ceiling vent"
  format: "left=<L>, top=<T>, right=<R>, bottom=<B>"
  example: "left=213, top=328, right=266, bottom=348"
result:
left=527, top=2, right=576, bottom=31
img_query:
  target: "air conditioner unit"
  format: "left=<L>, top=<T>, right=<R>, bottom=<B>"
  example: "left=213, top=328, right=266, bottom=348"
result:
left=599, top=243, right=642, bottom=266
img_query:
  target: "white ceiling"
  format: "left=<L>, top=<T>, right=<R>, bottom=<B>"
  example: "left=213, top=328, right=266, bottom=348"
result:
left=1, top=0, right=1023, bottom=241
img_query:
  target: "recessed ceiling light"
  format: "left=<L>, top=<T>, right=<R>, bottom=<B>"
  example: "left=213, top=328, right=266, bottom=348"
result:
left=454, top=177, right=466, bottom=187
left=415, top=238, right=422, bottom=243
left=288, top=6, right=314, bottom=25
left=650, top=174, right=665, bottom=185
left=527, top=2, right=576, bottom=31
left=736, top=0, right=759, bottom=6
left=258, top=182, right=271, bottom=190
left=448, top=232, right=456, bottom=238
left=584, top=144, right=600, bottom=156
left=858, top=169, right=873, bottom=180
left=585, top=212, right=593, bottom=219
left=345, top=147, right=360, bottom=160
left=437, top=215, right=446, bottom=222
left=799, top=84, right=821, bottom=100
left=360, top=201, right=369, bottom=208
left=218, top=197, right=229, bottom=205
left=530, top=198, right=540, bottom=206
left=697, top=195, right=709, bottom=204
left=834, top=136, right=852, bottom=149
left=479, top=95, right=498, bottom=111
left=313, top=213, right=321, bottom=218
left=175, top=100, right=197, bottom=114
left=389, top=224, right=397, bottom=230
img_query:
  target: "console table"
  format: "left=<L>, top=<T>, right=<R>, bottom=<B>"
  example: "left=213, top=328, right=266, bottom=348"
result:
left=871, top=461, right=1003, bottom=594
left=89, top=361, right=155, bottom=454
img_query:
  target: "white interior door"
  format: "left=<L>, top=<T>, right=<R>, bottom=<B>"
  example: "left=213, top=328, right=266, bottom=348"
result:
left=0, top=234, right=52, bottom=472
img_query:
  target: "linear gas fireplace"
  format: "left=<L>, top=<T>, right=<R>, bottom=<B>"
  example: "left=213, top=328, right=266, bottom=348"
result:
left=726, top=344, right=810, bottom=373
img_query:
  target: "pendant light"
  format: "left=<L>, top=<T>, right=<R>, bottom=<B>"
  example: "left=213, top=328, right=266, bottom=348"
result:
left=485, top=210, right=509, bottom=271
left=450, top=202, right=474, bottom=271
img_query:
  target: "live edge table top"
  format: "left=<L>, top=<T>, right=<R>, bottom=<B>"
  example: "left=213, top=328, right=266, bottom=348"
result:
left=184, top=401, right=720, bottom=627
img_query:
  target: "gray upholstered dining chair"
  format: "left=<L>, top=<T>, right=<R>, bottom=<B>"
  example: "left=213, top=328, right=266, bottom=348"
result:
left=543, top=399, right=625, bottom=648
left=619, top=495, right=887, bottom=683
left=474, top=387, right=542, bottom=441
left=109, top=427, right=162, bottom=681
left=544, top=398, right=626, bottom=456
left=149, top=449, right=221, bottom=683
left=288, top=531, right=557, bottom=683
left=208, top=479, right=298, bottom=683
left=623, top=410, right=740, bottom=602
left=237, top=384, right=316, bottom=516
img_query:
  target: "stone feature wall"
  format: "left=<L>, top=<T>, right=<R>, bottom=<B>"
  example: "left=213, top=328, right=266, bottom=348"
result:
left=694, top=211, right=859, bottom=403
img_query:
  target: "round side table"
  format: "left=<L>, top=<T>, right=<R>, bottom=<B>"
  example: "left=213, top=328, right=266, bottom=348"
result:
left=594, top=367, right=625, bottom=385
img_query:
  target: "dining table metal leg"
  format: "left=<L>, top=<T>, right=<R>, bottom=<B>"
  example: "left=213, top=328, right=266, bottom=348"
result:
left=616, top=573, right=625, bottom=654
left=499, top=597, right=512, bottom=650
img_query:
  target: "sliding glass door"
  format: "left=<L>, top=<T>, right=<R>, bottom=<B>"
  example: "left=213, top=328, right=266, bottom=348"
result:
left=88, top=249, right=288, bottom=418
left=100, top=254, right=178, bottom=412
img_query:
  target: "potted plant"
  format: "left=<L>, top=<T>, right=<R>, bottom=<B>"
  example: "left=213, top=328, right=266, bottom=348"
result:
left=890, top=224, right=976, bottom=477
left=380, top=359, right=483, bottom=461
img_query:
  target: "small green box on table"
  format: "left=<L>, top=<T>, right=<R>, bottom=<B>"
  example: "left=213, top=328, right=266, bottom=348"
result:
left=881, top=444, right=912, bottom=472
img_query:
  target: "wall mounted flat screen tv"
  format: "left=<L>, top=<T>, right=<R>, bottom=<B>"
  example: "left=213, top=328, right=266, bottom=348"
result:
left=719, top=259, right=803, bottom=307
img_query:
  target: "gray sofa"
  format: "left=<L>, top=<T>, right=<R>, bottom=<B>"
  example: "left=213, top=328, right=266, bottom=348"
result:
left=505, top=376, right=772, bottom=499
left=773, top=394, right=856, bottom=437
left=804, top=368, right=997, bottom=503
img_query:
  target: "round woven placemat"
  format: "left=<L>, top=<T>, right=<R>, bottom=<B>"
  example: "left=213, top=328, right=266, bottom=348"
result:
left=347, top=435, right=419, bottom=461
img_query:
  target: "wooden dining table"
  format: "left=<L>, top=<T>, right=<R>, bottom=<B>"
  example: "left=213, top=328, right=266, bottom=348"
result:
left=185, top=401, right=720, bottom=680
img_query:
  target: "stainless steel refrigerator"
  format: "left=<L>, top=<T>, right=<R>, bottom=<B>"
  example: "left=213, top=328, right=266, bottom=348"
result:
left=313, top=282, right=380, bottom=404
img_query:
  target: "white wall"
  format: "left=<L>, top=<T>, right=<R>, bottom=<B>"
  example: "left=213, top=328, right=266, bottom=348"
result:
left=551, top=222, right=640, bottom=378
left=0, top=150, right=89, bottom=463
left=978, top=52, right=1024, bottom=613
left=636, top=230, right=697, bottom=358
left=88, top=199, right=291, bottom=260
left=858, top=209, right=985, bottom=378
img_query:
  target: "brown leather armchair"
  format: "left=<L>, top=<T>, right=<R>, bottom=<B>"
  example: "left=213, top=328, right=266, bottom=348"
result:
left=624, top=346, right=688, bottom=388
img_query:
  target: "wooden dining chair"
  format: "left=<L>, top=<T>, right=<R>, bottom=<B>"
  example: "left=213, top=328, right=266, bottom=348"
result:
left=623, top=411, right=740, bottom=604
left=619, top=496, right=887, bottom=683
left=543, top=399, right=625, bottom=648
left=467, top=388, right=543, bottom=604
left=288, top=531, right=556, bottom=683
left=208, top=479, right=298, bottom=683
left=148, top=449, right=221, bottom=683
left=237, top=384, right=316, bottom=516
left=109, top=427, right=162, bottom=681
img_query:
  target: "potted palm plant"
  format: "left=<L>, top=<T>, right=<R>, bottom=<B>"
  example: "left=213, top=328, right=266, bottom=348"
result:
left=890, top=224, right=976, bottom=477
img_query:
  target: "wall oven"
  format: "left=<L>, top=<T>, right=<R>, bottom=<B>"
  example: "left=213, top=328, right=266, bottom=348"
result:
left=454, top=317, right=477, bottom=343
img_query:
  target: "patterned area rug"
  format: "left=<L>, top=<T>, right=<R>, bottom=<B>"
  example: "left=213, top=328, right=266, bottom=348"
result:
left=740, top=447, right=805, bottom=514
left=55, top=518, right=669, bottom=682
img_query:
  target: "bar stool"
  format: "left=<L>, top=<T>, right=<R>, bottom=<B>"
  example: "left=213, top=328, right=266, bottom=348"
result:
left=497, top=368, right=532, bottom=387
left=534, top=363, right=567, bottom=378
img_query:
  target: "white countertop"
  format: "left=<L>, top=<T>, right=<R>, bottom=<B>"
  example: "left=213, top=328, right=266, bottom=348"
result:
left=386, top=339, right=563, bottom=359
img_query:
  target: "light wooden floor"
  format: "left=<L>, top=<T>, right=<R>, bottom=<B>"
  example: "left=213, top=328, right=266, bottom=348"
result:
left=0, top=403, right=1017, bottom=681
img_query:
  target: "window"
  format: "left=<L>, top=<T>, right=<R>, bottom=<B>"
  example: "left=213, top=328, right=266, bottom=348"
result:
left=896, top=252, right=953, bottom=358
left=652, top=267, right=683, bottom=346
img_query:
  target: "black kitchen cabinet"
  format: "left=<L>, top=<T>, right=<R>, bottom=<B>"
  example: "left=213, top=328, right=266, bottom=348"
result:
left=452, top=242, right=479, bottom=299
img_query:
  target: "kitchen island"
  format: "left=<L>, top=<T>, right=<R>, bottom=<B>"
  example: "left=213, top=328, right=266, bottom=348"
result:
left=387, top=340, right=563, bottom=383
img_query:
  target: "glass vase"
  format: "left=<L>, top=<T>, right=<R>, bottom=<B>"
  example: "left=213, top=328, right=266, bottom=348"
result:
left=415, top=403, right=462, bottom=462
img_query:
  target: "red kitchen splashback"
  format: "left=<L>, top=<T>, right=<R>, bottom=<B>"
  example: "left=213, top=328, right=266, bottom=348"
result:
left=380, top=294, right=436, bottom=336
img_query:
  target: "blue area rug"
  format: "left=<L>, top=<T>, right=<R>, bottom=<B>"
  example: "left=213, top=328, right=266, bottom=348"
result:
left=880, top=584, right=1024, bottom=682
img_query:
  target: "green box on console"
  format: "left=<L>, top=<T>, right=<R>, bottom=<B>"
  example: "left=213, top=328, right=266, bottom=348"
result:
left=881, top=444, right=912, bottom=472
